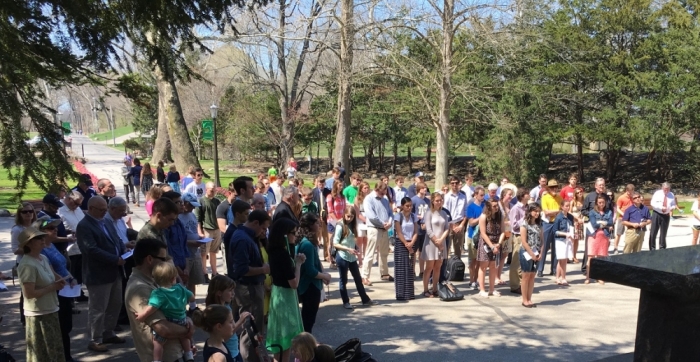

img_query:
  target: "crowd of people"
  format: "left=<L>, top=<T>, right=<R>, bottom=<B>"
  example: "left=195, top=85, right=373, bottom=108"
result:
left=7, top=152, right=698, bottom=362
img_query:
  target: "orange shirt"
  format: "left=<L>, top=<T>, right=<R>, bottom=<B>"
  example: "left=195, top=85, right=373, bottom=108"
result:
left=616, top=193, right=633, bottom=215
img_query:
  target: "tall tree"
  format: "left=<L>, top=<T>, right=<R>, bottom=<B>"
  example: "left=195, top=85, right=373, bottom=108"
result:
left=114, top=0, right=270, bottom=170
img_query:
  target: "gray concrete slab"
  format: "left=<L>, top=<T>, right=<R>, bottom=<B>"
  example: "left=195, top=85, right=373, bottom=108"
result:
left=0, top=135, right=696, bottom=361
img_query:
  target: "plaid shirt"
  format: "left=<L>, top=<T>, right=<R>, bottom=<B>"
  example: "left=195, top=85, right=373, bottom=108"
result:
left=326, top=195, right=346, bottom=220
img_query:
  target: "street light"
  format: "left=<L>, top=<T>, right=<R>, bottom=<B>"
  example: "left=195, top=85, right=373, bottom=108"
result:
left=210, top=103, right=220, bottom=187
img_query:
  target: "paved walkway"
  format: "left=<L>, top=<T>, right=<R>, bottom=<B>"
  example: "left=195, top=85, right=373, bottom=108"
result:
left=1, top=135, right=697, bottom=361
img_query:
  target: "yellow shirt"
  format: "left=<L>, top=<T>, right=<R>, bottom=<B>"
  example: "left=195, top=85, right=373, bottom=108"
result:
left=541, top=193, right=563, bottom=222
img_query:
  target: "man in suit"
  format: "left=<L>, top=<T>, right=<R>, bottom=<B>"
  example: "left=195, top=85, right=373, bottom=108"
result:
left=272, top=185, right=300, bottom=223
left=77, top=196, right=127, bottom=352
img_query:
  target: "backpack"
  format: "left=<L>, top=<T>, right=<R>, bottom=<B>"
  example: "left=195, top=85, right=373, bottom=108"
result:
left=0, top=344, right=16, bottom=362
left=445, top=255, right=466, bottom=281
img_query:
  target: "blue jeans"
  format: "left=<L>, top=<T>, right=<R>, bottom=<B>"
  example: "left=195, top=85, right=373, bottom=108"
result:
left=336, top=255, right=370, bottom=304
left=537, top=223, right=557, bottom=274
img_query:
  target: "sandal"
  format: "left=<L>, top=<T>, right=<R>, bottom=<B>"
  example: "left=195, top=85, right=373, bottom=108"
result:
left=584, top=279, right=590, bottom=284
left=597, top=280, right=605, bottom=285
left=561, top=279, right=569, bottom=286
left=423, top=291, right=432, bottom=298
left=432, top=290, right=439, bottom=297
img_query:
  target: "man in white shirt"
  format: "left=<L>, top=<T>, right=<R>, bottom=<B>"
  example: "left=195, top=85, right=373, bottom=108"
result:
left=529, top=174, right=548, bottom=203
left=444, top=176, right=467, bottom=258
left=461, top=173, right=475, bottom=203
left=649, top=182, right=678, bottom=250
left=60, top=191, right=85, bottom=234
left=270, top=176, right=285, bottom=206
left=183, top=168, right=206, bottom=198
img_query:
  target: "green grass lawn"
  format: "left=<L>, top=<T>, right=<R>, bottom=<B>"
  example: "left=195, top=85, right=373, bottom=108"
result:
left=0, top=171, right=45, bottom=211
left=89, top=125, right=134, bottom=141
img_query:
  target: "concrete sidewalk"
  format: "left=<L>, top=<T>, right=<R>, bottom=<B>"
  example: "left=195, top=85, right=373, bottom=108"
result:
left=1, top=135, right=697, bottom=361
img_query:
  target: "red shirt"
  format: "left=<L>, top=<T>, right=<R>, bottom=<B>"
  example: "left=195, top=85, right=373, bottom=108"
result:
left=560, top=185, right=576, bottom=201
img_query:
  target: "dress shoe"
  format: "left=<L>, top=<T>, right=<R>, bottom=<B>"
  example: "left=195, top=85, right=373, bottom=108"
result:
left=381, top=275, right=394, bottom=282
left=536, top=271, right=543, bottom=277
left=103, top=336, right=126, bottom=344
left=511, top=287, right=522, bottom=295
left=88, top=342, right=108, bottom=352
left=76, top=295, right=89, bottom=302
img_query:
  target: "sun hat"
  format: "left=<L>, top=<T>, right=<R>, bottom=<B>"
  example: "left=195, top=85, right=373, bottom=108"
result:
left=18, top=227, right=47, bottom=249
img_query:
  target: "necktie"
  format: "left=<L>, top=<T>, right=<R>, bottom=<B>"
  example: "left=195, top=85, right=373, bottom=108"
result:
left=663, top=195, right=668, bottom=212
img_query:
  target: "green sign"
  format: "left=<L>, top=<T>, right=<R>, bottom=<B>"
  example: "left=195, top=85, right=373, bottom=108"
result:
left=202, top=119, right=213, bottom=141
left=62, top=122, right=72, bottom=135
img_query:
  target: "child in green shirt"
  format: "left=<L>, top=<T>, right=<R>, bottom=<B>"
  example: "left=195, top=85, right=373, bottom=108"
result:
left=301, top=186, right=319, bottom=217
left=135, top=262, right=195, bottom=362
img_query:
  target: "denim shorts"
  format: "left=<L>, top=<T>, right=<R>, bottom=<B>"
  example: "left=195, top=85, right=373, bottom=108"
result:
left=327, top=223, right=336, bottom=234
left=519, top=248, right=537, bottom=273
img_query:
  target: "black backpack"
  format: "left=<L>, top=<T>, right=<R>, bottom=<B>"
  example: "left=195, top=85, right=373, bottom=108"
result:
left=445, top=255, right=465, bottom=281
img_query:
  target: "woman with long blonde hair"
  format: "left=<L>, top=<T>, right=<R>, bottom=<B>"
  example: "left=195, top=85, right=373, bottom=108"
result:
left=421, top=192, right=449, bottom=298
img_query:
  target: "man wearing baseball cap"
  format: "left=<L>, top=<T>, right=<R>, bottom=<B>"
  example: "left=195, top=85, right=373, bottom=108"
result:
left=72, top=173, right=98, bottom=210
left=407, top=172, right=430, bottom=198
left=38, top=193, right=75, bottom=254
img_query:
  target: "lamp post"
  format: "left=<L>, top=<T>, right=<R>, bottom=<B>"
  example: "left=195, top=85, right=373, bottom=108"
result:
left=210, top=103, right=220, bottom=187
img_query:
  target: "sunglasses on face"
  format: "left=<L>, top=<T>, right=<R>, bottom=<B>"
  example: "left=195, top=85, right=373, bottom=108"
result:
left=20, top=210, right=33, bottom=214
left=196, top=174, right=203, bottom=177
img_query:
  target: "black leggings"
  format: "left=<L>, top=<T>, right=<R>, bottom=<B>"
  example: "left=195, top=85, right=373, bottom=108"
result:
left=57, top=294, right=74, bottom=360
left=298, top=285, right=321, bottom=334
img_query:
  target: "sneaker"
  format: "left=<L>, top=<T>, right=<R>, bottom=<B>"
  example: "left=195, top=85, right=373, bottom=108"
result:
left=470, top=282, right=478, bottom=290
left=612, top=249, right=619, bottom=255
left=362, top=300, right=379, bottom=306
left=343, top=303, right=355, bottom=310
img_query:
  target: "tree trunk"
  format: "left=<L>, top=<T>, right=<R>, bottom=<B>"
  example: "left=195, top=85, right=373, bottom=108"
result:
left=327, top=146, right=333, bottom=171
left=407, top=147, right=413, bottom=172
left=575, top=133, right=584, bottom=183
left=378, top=140, right=384, bottom=173
left=392, top=138, right=398, bottom=175
left=152, top=65, right=201, bottom=174
left=279, top=104, right=294, bottom=171
left=606, top=148, right=620, bottom=182
left=433, top=0, right=455, bottom=191
left=316, top=143, right=320, bottom=173
left=333, top=0, right=354, bottom=184
left=645, top=148, right=656, bottom=182
left=367, top=142, right=374, bottom=171
left=426, top=139, right=432, bottom=170
left=151, top=105, right=170, bottom=163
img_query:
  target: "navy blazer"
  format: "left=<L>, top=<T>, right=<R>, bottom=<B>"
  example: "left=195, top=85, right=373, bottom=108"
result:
left=77, top=214, right=127, bottom=286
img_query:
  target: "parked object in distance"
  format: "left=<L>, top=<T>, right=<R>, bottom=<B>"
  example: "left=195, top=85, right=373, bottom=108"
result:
left=25, top=135, right=69, bottom=148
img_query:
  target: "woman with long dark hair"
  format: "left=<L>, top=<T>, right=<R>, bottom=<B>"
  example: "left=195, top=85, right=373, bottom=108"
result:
left=477, top=199, right=505, bottom=298
left=520, top=204, right=543, bottom=307
left=394, top=197, right=418, bottom=301
left=296, top=213, right=331, bottom=333
left=266, top=218, right=306, bottom=361
left=333, top=205, right=375, bottom=309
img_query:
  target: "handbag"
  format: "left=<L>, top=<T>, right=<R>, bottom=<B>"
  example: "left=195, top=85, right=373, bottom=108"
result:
left=437, top=281, right=464, bottom=301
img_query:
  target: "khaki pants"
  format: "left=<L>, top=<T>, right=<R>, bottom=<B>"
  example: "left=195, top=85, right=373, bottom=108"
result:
left=510, top=237, right=522, bottom=291
left=451, top=229, right=465, bottom=258
left=362, top=228, right=389, bottom=279
left=87, top=275, right=122, bottom=343
left=623, top=229, right=645, bottom=254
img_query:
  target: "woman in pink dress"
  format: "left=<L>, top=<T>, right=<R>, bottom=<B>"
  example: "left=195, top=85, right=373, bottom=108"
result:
left=586, top=195, right=613, bottom=284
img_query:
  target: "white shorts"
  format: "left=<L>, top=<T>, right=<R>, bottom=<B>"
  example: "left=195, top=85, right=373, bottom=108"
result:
left=555, top=238, right=573, bottom=260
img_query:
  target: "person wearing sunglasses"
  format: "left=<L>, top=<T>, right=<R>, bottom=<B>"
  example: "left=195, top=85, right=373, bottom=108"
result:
left=76, top=196, right=128, bottom=353
left=37, top=193, right=75, bottom=254
left=183, top=167, right=206, bottom=198
left=621, top=192, right=651, bottom=253
left=126, top=238, right=193, bottom=362
left=12, top=202, right=37, bottom=326
left=17, top=227, right=68, bottom=362
left=34, top=216, right=79, bottom=362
